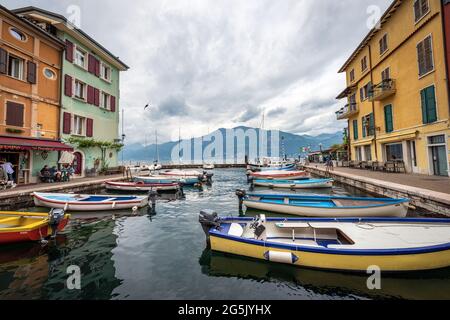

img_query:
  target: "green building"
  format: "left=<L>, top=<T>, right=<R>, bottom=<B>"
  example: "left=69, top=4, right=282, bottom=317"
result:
left=14, top=7, right=128, bottom=176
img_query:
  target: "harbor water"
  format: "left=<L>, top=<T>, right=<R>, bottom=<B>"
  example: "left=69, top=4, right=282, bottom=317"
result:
left=0, top=168, right=449, bottom=300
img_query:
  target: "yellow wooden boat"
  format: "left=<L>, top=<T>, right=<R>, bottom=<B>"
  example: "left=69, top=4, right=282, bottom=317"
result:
left=0, top=210, right=70, bottom=244
left=199, top=211, right=450, bottom=272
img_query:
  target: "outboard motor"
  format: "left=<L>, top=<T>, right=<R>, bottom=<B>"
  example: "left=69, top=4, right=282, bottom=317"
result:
left=199, top=210, right=221, bottom=246
left=235, top=189, right=247, bottom=213
left=148, top=189, right=158, bottom=215
left=205, top=172, right=214, bottom=185
left=177, top=182, right=185, bottom=198
left=246, top=170, right=253, bottom=184
left=48, top=208, right=65, bottom=239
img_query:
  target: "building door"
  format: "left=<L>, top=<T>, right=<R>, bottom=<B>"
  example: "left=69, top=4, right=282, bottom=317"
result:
left=73, top=152, right=83, bottom=175
left=409, top=140, right=419, bottom=173
left=428, top=135, right=448, bottom=176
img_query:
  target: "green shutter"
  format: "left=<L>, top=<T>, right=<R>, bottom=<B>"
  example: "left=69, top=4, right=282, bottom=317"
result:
left=362, top=117, right=366, bottom=138
left=420, top=88, right=427, bottom=123
left=369, top=113, right=374, bottom=136
left=353, top=120, right=358, bottom=140
left=384, top=105, right=393, bottom=133
left=426, top=86, right=437, bottom=123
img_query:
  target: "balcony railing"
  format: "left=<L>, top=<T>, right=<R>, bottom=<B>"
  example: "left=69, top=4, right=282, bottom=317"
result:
left=335, top=103, right=358, bottom=120
left=369, top=79, right=396, bottom=101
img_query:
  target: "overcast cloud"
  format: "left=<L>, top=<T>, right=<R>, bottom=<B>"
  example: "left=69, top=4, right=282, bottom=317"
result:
left=4, top=0, right=391, bottom=144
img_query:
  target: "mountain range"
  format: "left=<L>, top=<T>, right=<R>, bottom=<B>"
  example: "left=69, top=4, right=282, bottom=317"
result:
left=122, top=126, right=343, bottom=163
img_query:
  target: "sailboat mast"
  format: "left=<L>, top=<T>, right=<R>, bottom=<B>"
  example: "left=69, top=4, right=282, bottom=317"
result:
left=155, top=129, right=159, bottom=163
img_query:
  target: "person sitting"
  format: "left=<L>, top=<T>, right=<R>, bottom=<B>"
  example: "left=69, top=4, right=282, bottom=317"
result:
left=50, top=166, right=61, bottom=182
left=40, top=165, right=52, bottom=183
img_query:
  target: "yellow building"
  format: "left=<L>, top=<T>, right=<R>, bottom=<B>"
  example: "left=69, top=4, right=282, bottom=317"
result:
left=336, top=0, right=450, bottom=177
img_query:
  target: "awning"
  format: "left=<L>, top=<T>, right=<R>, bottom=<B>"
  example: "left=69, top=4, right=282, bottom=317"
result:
left=0, top=136, right=73, bottom=151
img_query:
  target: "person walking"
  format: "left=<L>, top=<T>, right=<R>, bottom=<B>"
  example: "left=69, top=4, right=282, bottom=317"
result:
left=2, top=159, right=15, bottom=183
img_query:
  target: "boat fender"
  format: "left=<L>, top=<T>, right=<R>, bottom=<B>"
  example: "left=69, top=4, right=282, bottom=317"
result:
left=64, top=203, right=69, bottom=211
left=264, top=251, right=299, bottom=264
left=112, top=202, right=116, bottom=209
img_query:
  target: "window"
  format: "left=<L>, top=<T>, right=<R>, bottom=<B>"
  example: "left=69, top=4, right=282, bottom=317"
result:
left=5, top=101, right=24, bottom=127
left=360, top=82, right=372, bottom=101
left=353, top=119, right=358, bottom=140
left=74, top=47, right=86, bottom=68
left=355, top=146, right=362, bottom=161
left=73, top=115, right=86, bottom=136
left=414, top=0, right=430, bottom=23
left=417, top=35, right=434, bottom=77
left=381, top=67, right=390, bottom=81
left=9, top=28, right=26, bottom=41
left=386, top=143, right=403, bottom=161
left=420, top=85, right=437, bottom=124
left=74, top=80, right=86, bottom=100
left=349, top=69, right=355, bottom=82
left=43, top=68, right=56, bottom=80
left=7, top=55, right=24, bottom=80
left=361, top=56, right=368, bottom=72
left=384, top=104, right=394, bottom=133
left=101, top=91, right=111, bottom=109
left=379, top=34, right=388, bottom=55
left=364, top=145, right=372, bottom=161
left=362, top=113, right=374, bottom=137
left=101, top=63, right=111, bottom=81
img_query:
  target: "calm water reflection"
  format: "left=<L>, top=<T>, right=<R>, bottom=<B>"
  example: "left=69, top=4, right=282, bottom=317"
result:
left=0, top=168, right=448, bottom=299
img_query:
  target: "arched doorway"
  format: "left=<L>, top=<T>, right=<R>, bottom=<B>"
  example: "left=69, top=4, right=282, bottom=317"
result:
left=73, top=152, right=83, bottom=175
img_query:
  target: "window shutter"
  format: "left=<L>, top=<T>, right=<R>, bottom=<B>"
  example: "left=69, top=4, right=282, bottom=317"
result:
left=87, top=86, right=94, bottom=104
left=64, top=75, right=73, bottom=97
left=94, top=88, right=100, bottom=106
left=63, top=112, right=72, bottom=134
left=110, top=96, right=116, bottom=112
left=6, top=102, right=24, bottom=127
left=353, top=120, right=358, bottom=140
left=65, top=40, right=74, bottom=62
left=88, top=54, right=94, bottom=74
left=0, top=48, right=8, bottom=74
left=86, top=118, right=93, bottom=137
left=424, top=36, right=434, bottom=73
left=369, top=113, right=374, bottom=136
left=384, top=105, right=393, bottom=133
left=27, top=61, right=37, bottom=84
left=426, top=86, right=437, bottom=123
left=417, top=41, right=425, bottom=76
left=420, top=88, right=427, bottom=124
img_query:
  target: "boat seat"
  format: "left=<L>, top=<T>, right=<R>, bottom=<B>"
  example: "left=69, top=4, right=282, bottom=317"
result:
left=228, top=223, right=244, bottom=237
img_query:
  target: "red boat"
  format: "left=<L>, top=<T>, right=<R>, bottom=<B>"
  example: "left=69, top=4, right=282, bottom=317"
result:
left=0, top=210, right=70, bottom=244
left=249, top=170, right=309, bottom=180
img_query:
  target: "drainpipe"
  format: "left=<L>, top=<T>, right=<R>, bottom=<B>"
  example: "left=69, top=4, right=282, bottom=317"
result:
left=440, top=0, right=450, bottom=117
left=368, top=44, right=379, bottom=160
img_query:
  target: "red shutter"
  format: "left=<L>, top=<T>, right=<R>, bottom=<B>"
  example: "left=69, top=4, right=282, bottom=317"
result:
left=88, top=54, right=94, bottom=74
left=64, top=75, right=73, bottom=97
left=6, top=102, right=24, bottom=127
left=63, top=112, right=72, bottom=134
left=65, top=40, right=74, bottom=62
left=110, top=96, right=116, bottom=112
left=86, top=118, right=93, bottom=137
left=27, top=61, right=37, bottom=84
left=94, top=88, right=100, bottom=106
left=87, top=85, right=94, bottom=104
left=0, top=48, right=8, bottom=74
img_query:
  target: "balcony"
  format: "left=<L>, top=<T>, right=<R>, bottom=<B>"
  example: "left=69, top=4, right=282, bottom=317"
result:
left=335, top=103, right=358, bottom=120
left=369, top=79, right=396, bottom=101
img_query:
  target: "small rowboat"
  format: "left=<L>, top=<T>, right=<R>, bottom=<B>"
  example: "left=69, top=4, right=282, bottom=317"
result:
left=199, top=212, right=450, bottom=272
left=250, top=170, right=309, bottom=180
left=237, top=192, right=409, bottom=217
left=258, top=164, right=296, bottom=171
left=105, top=181, right=179, bottom=192
left=0, top=209, right=70, bottom=244
left=33, top=192, right=148, bottom=211
left=134, top=175, right=201, bottom=186
left=253, top=178, right=333, bottom=189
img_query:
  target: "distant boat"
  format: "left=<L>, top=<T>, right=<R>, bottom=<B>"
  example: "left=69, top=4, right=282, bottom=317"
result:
left=33, top=192, right=148, bottom=211
left=0, top=209, right=70, bottom=244
left=253, top=178, right=333, bottom=189
left=203, top=163, right=215, bottom=170
left=249, top=170, right=309, bottom=180
left=199, top=212, right=450, bottom=272
left=105, top=181, right=179, bottom=192
left=238, top=192, right=409, bottom=217
left=134, top=175, right=201, bottom=186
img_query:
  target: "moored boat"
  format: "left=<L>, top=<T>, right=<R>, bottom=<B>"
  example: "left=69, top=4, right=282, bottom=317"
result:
left=253, top=178, right=333, bottom=189
left=160, top=169, right=204, bottom=177
left=199, top=211, right=450, bottom=272
left=134, top=175, right=201, bottom=186
left=236, top=191, right=409, bottom=217
left=0, top=209, right=70, bottom=244
left=203, top=163, right=215, bottom=170
left=249, top=170, right=309, bottom=180
left=105, top=181, right=180, bottom=192
left=33, top=192, right=148, bottom=211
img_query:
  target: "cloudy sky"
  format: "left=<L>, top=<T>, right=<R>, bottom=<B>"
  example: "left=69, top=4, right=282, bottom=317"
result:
left=5, top=0, right=391, bottom=144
